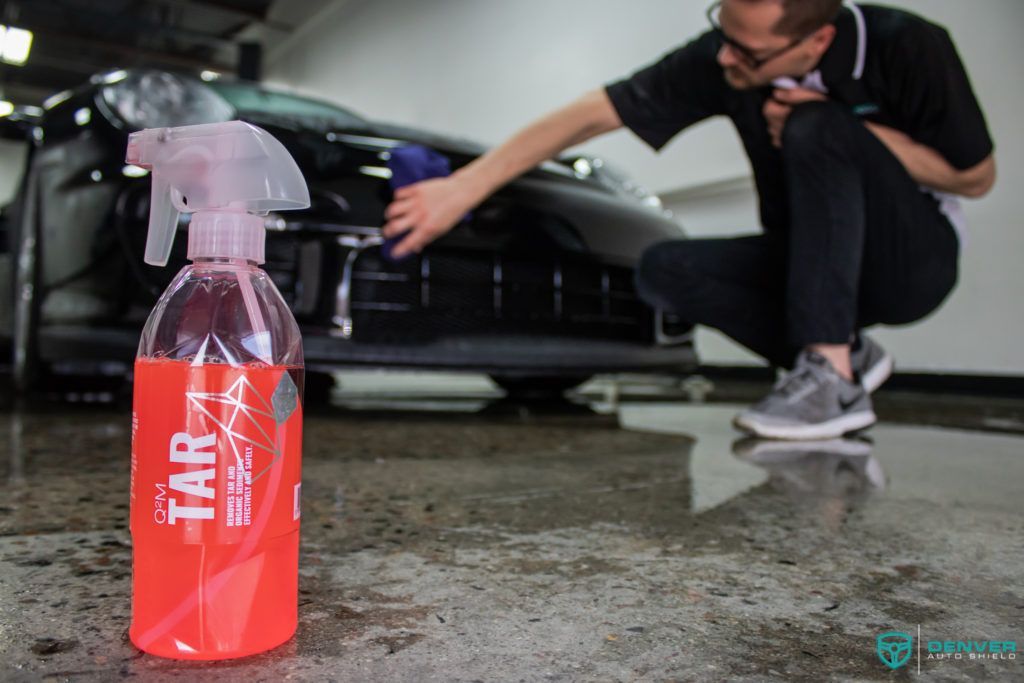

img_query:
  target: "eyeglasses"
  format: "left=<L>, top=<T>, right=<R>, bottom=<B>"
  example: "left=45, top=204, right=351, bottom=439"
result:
left=706, top=1, right=813, bottom=70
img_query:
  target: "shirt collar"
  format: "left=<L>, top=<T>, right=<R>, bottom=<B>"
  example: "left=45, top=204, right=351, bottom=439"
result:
left=814, top=2, right=867, bottom=86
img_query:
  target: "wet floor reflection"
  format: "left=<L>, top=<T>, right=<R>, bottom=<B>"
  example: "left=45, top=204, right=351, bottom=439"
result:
left=0, top=393, right=894, bottom=540
left=0, top=393, right=898, bottom=602
left=732, top=436, right=886, bottom=496
left=731, top=436, right=886, bottom=534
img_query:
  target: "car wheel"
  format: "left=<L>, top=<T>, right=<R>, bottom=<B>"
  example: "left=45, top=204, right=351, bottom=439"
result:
left=302, top=370, right=337, bottom=407
left=490, top=375, right=590, bottom=399
left=12, top=168, right=42, bottom=394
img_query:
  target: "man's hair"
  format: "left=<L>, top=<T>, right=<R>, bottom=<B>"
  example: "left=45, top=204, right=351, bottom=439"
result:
left=774, top=0, right=843, bottom=36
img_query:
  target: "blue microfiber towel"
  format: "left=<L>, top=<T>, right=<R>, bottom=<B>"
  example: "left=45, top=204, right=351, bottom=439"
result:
left=383, top=144, right=469, bottom=262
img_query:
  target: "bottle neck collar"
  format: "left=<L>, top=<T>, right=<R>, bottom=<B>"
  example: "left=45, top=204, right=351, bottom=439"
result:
left=192, top=256, right=259, bottom=268
left=187, top=210, right=265, bottom=264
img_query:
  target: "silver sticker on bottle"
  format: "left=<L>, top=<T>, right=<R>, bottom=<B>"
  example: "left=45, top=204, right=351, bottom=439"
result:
left=272, top=372, right=299, bottom=424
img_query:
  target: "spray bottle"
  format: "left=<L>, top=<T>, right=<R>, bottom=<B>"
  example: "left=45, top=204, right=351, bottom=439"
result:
left=125, top=121, right=310, bottom=659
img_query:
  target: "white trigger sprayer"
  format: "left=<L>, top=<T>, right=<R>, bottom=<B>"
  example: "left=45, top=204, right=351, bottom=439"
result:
left=125, top=121, right=310, bottom=362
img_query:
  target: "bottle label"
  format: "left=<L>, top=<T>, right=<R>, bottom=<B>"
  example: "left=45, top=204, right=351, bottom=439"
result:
left=131, top=359, right=303, bottom=545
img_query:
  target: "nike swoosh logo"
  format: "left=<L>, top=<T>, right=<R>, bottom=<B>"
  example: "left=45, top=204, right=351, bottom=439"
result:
left=839, top=396, right=861, bottom=411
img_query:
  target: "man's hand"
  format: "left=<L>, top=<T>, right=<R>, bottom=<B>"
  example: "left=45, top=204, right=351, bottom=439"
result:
left=380, top=89, right=623, bottom=258
left=762, top=87, right=828, bottom=148
left=382, top=175, right=480, bottom=258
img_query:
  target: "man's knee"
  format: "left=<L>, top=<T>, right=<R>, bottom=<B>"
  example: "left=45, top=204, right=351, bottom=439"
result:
left=781, top=100, right=855, bottom=155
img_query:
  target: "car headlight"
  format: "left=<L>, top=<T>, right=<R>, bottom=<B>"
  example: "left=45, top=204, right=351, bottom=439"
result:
left=570, top=155, right=664, bottom=212
left=98, top=70, right=235, bottom=130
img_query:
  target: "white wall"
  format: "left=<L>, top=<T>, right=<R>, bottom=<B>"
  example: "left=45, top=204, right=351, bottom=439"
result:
left=267, top=0, right=1024, bottom=375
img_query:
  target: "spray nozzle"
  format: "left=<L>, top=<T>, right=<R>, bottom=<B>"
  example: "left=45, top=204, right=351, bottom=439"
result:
left=125, top=121, right=311, bottom=266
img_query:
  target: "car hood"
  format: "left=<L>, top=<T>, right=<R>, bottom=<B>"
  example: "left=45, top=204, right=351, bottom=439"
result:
left=358, top=121, right=489, bottom=157
left=241, top=115, right=682, bottom=263
left=331, top=120, right=590, bottom=191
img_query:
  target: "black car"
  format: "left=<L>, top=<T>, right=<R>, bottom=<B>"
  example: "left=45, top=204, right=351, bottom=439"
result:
left=2, top=69, right=695, bottom=395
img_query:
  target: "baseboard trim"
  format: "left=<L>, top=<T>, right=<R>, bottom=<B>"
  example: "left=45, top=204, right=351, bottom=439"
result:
left=696, top=364, right=1024, bottom=398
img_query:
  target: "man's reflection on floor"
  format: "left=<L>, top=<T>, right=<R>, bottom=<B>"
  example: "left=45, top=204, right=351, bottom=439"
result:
left=732, top=436, right=886, bottom=530
left=733, top=436, right=886, bottom=494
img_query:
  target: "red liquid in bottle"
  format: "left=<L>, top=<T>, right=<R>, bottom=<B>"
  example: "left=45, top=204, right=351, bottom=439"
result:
left=130, top=358, right=303, bottom=659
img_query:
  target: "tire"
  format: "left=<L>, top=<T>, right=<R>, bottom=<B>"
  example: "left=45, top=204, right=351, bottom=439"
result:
left=302, top=370, right=337, bottom=406
left=12, top=167, right=42, bottom=394
left=490, top=375, right=590, bottom=399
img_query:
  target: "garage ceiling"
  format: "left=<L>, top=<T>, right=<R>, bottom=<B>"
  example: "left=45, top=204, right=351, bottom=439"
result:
left=0, top=0, right=325, bottom=107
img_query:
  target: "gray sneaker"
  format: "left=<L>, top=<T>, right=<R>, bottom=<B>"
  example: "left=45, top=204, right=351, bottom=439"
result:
left=733, top=350, right=877, bottom=440
left=851, top=333, right=893, bottom=393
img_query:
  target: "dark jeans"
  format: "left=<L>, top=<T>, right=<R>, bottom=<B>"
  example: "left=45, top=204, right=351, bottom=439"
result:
left=636, top=101, right=960, bottom=368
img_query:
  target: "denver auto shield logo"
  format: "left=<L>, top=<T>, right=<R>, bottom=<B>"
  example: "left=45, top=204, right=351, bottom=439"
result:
left=877, top=631, right=913, bottom=670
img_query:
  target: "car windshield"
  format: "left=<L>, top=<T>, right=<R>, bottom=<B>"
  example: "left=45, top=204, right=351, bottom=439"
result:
left=208, top=82, right=367, bottom=131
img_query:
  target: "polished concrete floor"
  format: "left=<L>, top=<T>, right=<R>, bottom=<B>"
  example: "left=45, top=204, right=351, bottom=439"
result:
left=1, top=373, right=1022, bottom=681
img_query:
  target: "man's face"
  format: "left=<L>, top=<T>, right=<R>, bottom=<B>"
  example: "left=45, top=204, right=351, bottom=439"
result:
left=714, top=0, right=831, bottom=89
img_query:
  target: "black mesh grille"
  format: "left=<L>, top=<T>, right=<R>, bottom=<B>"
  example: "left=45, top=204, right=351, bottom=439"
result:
left=344, top=246, right=653, bottom=344
left=264, top=235, right=301, bottom=308
left=251, top=237, right=656, bottom=344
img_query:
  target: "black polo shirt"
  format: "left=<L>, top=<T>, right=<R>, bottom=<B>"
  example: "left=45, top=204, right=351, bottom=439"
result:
left=605, top=3, right=994, bottom=234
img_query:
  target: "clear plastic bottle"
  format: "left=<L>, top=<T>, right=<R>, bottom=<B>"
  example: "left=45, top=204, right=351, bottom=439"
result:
left=130, top=259, right=304, bottom=659
left=125, top=122, right=310, bottom=660
left=138, top=257, right=304, bottom=374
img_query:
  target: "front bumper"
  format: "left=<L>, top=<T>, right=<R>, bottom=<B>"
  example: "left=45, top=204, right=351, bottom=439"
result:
left=272, top=231, right=693, bottom=347
left=36, top=227, right=697, bottom=376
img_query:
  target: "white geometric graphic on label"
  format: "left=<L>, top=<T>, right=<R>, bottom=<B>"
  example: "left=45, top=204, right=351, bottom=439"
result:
left=187, top=375, right=281, bottom=483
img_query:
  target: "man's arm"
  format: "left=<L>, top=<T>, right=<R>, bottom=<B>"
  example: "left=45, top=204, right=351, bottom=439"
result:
left=771, top=88, right=996, bottom=199
left=864, top=122, right=996, bottom=198
left=383, top=89, right=623, bottom=258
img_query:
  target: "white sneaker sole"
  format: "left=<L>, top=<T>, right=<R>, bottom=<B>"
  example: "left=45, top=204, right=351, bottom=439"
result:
left=861, top=352, right=894, bottom=393
left=733, top=410, right=877, bottom=441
